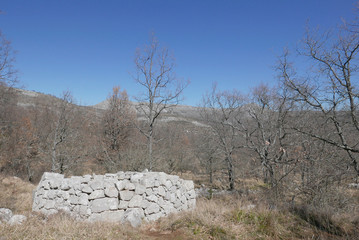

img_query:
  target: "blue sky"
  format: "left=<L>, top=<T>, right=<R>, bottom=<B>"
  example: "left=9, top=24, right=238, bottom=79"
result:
left=0, top=0, right=357, bottom=106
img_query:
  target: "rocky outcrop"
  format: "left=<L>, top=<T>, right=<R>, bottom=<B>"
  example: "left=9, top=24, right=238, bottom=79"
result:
left=32, top=171, right=196, bottom=226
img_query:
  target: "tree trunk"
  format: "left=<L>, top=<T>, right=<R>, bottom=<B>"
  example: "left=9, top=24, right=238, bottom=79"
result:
left=148, top=132, right=153, bottom=171
left=226, top=157, right=235, bottom=191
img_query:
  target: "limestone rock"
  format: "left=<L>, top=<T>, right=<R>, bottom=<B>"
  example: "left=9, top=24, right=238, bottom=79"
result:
left=8, top=215, right=27, bottom=225
left=88, top=190, right=105, bottom=200
left=128, top=195, right=142, bottom=208
left=0, top=208, right=13, bottom=222
left=123, top=208, right=144, bottom=227
left=119, top=190, right=134, bottom=201
left=91, top=198, right=118, bottom=213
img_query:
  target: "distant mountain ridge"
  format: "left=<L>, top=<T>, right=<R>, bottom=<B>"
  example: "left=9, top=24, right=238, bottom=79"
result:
left=15, top=88, right=207, bottom=127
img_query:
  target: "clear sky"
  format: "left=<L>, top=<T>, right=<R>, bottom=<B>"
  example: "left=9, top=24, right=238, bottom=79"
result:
left=0, top=0, right=357, bottom=106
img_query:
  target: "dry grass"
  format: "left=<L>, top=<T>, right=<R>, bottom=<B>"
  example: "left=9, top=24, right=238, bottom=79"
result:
left=0, top=175, right=35, bottom=214
left=1, top=174, right=358, bottom=239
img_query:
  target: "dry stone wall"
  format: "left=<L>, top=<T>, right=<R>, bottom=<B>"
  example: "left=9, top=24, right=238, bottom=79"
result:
left=32, top=171, right=196, bottom=227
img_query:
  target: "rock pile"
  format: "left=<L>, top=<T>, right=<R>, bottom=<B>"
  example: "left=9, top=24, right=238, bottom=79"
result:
left=32, top=171, right=196, bottom=227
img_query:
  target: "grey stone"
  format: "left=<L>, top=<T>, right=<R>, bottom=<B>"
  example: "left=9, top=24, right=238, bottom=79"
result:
left=119, top=190, right=134, bottom=201
left=125, top=182, right=135, bottom=190
left=145, top=188, right=153, bottom=196
left=60, top=180, right=71, bottom=190
left=78, top=194, right=89, bottom=205
left=135, top=183, right=146, bottom=195
left=0, top=208, right=12, bottom=222
left=47, top=190, right=57, bottom=200
left=104, top=186, right=118, bottom=198
left=146, top=195, right=158, bottom=202
left=174, top=199, right=182, bottom=209
left=88, top=190, right=105, bottom=200
left=82, top=175, right=92, bottom=183
left=69, top=195, right=79, bottom=205
left=161, top=203, right=176, bottom=215
left=128, top=195, right=143, bottom=208
left=140, top=176, right=155, bottom=188
left=44, top=200, right=56, bottom=209
left=104, top=173, right=117, bottom=179
left=157, top=186, right=166, bottom=197
left=157, top=172, right=167, bottom=185
left=145, top=203, right=160, bottom=215
left=165, top=180, right=172, bottom=190
left=91, top=198, right=118, bottom=213
left=183, top=180, right=194, bottom=191
left=8, top=215, right=27, bottom=225
left=93, top=175, right=104, bottom=181
left=145, top=212, right=162, bottom=222
left=169, top=185, right=177, bottom=193
left=89, top=180, right=103, bottom=190
left=123, top=208, right=144, bottom=227
left=118, top=200, right=129, bottom=209
left=170, top=193, right=176, bottom=203
left=141, top=199, right=150, bottom=209
left=82, top=185, right=93, bottom=194
left=130, top=173, right=144, bottom=183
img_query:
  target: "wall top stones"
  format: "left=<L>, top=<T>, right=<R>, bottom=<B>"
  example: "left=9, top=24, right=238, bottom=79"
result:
left=32, top=171, right=196, bottom=227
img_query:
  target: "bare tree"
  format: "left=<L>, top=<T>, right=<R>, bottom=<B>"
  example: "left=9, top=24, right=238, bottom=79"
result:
left=200, top=83, right=244, bottom=191
left=0, top=31, right=18, bottom=173
left=43, top=91, right=83, bottom=173
left=133, top=35, right=189, bottom=170
left=235, top=84, right=299, bottom=188
left=278, top=22, right=359, bottom=179
left=193, top=127, right=222, bottom=187
left=98, top=86, right=135, bottom=171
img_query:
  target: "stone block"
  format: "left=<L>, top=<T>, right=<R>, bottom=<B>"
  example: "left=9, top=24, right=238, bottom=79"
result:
left=82, top=185, right=93, bottom=194
left=118, top=200, right=129, bottom=209
left=141, top=199, right=150, bottom=209
left=128, top=195, right=143, bottom=208
left=8, top=215, right=27, bottom=225
left=145, top=212, right=162, bottom=222
left=145, top=188, right=153, bottom=196
left=145, top=203, right=160, bottom=215
left=130, top=173, right=143, bottom=183
left=183, top=180, right=194, bottom=190
left=157, top=186, right=166, bottom=197
left=140, top=176, right=155, bottom=188
left=165, top=180, right=172, bottom=190
left=89, top=180, right=103, bottom=190
left=146, top=195, right=158, bottom=203
left=88, top=190, right=105, bottom=200
left=44, top=200, right=56, bottom=209
left=135, top=183, right=146, bottom=195
left=78, top=194, right=89, bottom=205
left=91, top=198, right=118, bottom=213
left=105, top=186, right=118, bottom=198
left=123, top=208, right=144, bottom=227
left=60, top=179, right=71, bottom=190
left=119, top=190, right=134, bottom=201
left=0, top=208, right=13, bottom=222
left=69, top=195, right=79, bottom=205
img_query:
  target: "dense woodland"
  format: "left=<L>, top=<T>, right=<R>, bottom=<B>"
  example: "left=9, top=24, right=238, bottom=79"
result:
left=1, top=11, right=359, bottom=234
